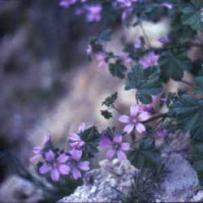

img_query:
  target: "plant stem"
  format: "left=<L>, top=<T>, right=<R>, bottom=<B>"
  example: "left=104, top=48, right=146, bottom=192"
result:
left=180, top=79, right=194, bottom=87
left=142, top=113, right=167, bottom=124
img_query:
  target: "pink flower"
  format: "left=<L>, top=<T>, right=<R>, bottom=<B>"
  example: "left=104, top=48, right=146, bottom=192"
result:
left=30, top=136, right=51, bottom=163
left=85, top=5, right=102, bottom=22
left=100, top=135, right=130, bottom=160
left=134, top=37, right=142, bottom=49
left=69, top=123, right=86, bottom=149
left=117, top=0, right=138, bottom=8
left=158, top=36, right=170, bottom=44
left=95, top=52, right=107, bottom=68
left=119, top=105, right=151, bottom=134
left=139, top=51, right=160, bottom=69
left=59, top=0, right=77, bottom=8
left=155, top=128, right=168, bottom=138
left=116, top=52, right=132, bottom=66
left=68, top=149, right=90, bottom=180
left=162, top=3, right=173, bottom=10
left=39, top=150, right=70, bottom=182
left=86, top=44, right=93, bottom=55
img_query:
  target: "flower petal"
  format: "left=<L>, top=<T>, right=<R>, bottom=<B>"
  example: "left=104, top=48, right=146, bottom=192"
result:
left=33, top=146, right=42, bottom=154
left=30, top=154, right=42, bottom=163
left=121, top=143, right=130, bottom=151
left=57, top=153, right=69, bottom=163
left=99, top=136, right=112, bottom=148
left=117, top=150, right=126, bottom=160
left=113, top=135, right=122, bottom=144
left=69, top=133, right=81, bottom=141
left=78, top=122, right=86, bottom=133
left=123, top=124, right=134, bottom=134
left=51, top=168, right=60, bottom=181
left=135, top=123, right=146, bottom=133
left=45, top=150, right=55, bottom=162
left=39, top=163, right=51, bottom=174
left=79, top=161, right=90, bottom=171
left=118, top=115, right=130, bottom=123
left=106, top=149, right=115, bottom=159
left=130, top=105, right=140, bottom=117
left=70, top=149, right=82, bottom=161
left=72, top=168, right=81, bottom=180
left=58, top=164, right=70, bottom=175
left=138, top=112, right=151, bottom=121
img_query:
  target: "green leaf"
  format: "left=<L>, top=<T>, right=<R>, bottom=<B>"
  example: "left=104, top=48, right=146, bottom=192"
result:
left=181, top=4, right=203, bottom=31
left=101, top=110, right=112, bottom=119
left=99, top=29, right=112, bottom=41
left=170, top=94, right=203, bottom=140
left=80, top=126, right=100, bottom=159
left=125, top=65, right=162, bottom=104
left=195, top=76, right=203, bottom=93
left=193, top=160, right=203, bottom=173
left=109, top=63, right=127, bottom=79
left=159, top=52, right=192, bottom=81
left=102, top=92, right=118, bottom=107
left=128, top=138, right=162, bottom=171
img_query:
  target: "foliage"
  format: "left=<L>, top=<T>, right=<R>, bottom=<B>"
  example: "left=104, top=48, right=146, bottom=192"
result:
left=28, top=0, right=203, bottom=201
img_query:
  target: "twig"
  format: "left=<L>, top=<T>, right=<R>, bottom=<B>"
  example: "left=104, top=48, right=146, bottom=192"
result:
left=142, top=113, right=167, bottom=124
left=180, top=80, right=194, bottom=87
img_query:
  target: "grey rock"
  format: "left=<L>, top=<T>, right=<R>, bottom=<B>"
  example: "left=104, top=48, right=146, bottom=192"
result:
left=191, top=190, right=203, bottom=202
left=0, top=175, right=43, bottom=203
left=156, top=153, right=199, bottom=202
left=58, top=159, right=138, bottom=203
left=59, top=154, right=200, bottom=203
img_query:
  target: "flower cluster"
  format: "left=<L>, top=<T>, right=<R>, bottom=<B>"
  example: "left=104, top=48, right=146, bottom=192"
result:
left=30, top=0, right=203, bottom=190
left=39, top=149, right=89, bottom=181
left=59, top=0, right=102, bottom=22
left=31, top=102, right=155, bottom=181
left=31, top=123, right=90, bottom=181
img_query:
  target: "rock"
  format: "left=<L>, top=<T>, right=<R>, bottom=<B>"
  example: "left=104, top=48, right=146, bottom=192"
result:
left=58, top=159, right=138, bottom=203
left=191, top=190, right=203, bottom=202
left=59, top=154, right=200, bottom=203
left=156, top=153, right=199, bottom=202
left=0, top=175, right=43, bottom=203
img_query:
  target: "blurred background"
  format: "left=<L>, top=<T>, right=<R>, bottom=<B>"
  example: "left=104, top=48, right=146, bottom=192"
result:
left=0, top=0, right=124, bottom=201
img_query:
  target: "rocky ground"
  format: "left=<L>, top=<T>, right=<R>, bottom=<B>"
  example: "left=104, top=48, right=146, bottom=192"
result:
left=59, top=154, right=202, bottom=203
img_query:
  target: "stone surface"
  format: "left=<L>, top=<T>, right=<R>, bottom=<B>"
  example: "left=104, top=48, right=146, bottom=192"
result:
left=58, top=159, right=138, bottom=203
left=0, top=175, right=43, bottom=203
left=59, top=154, right=200, bottom=203
left=156, top=153, right=199, bottom=202
left=191, top=190, right=203, bottom=202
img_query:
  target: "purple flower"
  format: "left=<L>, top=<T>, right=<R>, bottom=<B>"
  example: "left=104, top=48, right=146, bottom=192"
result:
left=117, top=0, right=138, bottom=8
left=134, top=37, right=142, bottom=49
left=30, top=136, right=51, bottom=163
left=39, top=150, right=70, bottom=182
left=100, top=135, right=130, bottom=160
left=155, top=128, right=168, bottom=138
left=95, top=52, right=107, bottom=68
left=85, top=5, right=102, bottom=22
left=116, top=52, right=132, bottom=66
left=86, top=44, right=93, bottom=56
left=158, top=36, right=170, bottom=44
left=162, top=2, right=173, bottom=10
left=59, top=0, right=77, bottom=8
left=119, top=105, right=151, bottom=134
left=69, top=123, right=86, bottom=149
left=139, top=51, right=160, bottom=69
left=68, top=149, right=90, bottom=179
